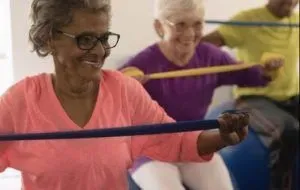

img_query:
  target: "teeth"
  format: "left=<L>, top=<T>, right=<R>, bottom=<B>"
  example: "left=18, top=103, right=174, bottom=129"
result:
left=83, top=61, right=101, bottom=68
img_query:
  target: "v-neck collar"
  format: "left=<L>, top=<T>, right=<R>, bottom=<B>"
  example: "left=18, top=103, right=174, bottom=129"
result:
left=45, top=74, right=103, bottom=130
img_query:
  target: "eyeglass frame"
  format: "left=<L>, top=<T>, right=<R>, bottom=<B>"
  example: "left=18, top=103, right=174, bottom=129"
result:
left=55, top=30, right=121, bottom=51
left=164, top=19, right=203, bottom=33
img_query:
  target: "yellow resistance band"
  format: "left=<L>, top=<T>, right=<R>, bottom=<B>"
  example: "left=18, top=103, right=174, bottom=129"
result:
left=122, top=52, right=285, bottom=79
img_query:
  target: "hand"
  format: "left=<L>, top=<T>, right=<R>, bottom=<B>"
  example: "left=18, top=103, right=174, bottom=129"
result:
left=133, top=75, right=150, bottom=84
left=217, top=110, right=249, bottom=146
left=263, top=58, right=284, bottom=72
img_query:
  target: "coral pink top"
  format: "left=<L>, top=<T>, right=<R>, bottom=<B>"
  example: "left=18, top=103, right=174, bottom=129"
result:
left=0, top=71, right=211, bottom=190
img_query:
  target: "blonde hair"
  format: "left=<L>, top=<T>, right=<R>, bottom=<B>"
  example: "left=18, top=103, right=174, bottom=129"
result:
left=154, top=0, right=205, bottom=19
left=29, top=0, right=111, bottom=57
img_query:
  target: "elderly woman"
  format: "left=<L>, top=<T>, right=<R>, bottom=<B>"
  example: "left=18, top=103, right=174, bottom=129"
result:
left=120, top=0, right=283, bottom=189
left=0, top=0, right=251, bottom=189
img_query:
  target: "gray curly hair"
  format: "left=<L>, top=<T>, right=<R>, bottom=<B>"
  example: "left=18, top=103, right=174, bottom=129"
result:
left=29, top=0, right=111, bottom=57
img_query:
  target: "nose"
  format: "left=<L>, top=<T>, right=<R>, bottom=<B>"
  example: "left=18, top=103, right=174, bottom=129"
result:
left=182, top=26, right=196, bottom=38
left=89, top=40, right=106, bottom=57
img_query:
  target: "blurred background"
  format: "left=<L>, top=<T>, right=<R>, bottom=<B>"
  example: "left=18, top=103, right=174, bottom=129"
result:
left=0, top=0, right=299, bottom=189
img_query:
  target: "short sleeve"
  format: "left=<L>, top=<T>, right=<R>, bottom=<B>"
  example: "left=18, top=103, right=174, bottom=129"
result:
left=122, top=76, right=212, bottom=163
left=218, top=12, right=248, bottom=48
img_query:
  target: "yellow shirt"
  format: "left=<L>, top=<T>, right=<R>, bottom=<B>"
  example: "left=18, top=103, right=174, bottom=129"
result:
left=218, top=7, right=299, bottom=101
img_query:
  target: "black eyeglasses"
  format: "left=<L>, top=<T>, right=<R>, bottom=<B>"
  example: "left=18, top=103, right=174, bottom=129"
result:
left=56, top=30, right=120, bottom=50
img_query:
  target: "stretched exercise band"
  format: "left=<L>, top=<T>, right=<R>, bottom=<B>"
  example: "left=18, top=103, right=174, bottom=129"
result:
left=205, top=20, right=300, bottom=27
left=148, top=62, right=256, bottom=79
left=122, top=52, right=285, bottom=79
left=0, top=119, right=220, bottom=141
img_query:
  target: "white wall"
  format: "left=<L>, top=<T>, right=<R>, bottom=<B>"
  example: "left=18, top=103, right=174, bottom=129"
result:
left=8, top=0, right=271, bottom=104
left=8, top=0, right=299, bottom=102
left=108, top=0, right=269, bottom=69
left=0, top=0, right=13, bottom=94
left=10, top=0, right=53, bottom=83
left=10, top=0, right=270, bottom=81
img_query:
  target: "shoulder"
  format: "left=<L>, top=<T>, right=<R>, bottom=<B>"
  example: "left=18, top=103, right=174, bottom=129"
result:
left=196, top=42, right=224, bottom=54
left=121, top=43, right=161, bottom=69
left=0, top=73, right=48, bottom=111
left=228, top=7, right=265, bottom=21
left=101, top=70, right=150, bottom=109
left=196, top=42, right=233, bottom=58
left=102, top=70, right=144, bottom=93
left=196, top=42, right=235, bottom=65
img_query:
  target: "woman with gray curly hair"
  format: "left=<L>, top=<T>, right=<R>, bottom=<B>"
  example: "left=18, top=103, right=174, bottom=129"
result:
left=0, top=0, right=251, bottom=189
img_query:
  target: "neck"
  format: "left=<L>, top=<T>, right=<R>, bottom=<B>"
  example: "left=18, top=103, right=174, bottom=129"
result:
left=158, top=42, right=194, bottom=67
left=52, top=73, right=99, bottom=100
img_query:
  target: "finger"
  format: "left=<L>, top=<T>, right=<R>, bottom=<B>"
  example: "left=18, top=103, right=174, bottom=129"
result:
left=277, top=59, right=284, bottom=67
left=142, top=75, right=150, bottom=82
left=270, top=59, right=283, bottom=70
left=218, top=113, right=236, bottom=133
left=232, top=113, right=240, bottom=131
left=233, top=112, right=249, bottom=132
left=266, top=61, right=276, bottom=70
left=238, top=112, right=250, bottom=127
left=236, top=126, right=248, bottom=141
left=265, top=59, right=282, bottom=70
left=217, top=117, right=228, bottom=133
left=140, top=76, right=150, bottom=84
left=133, top=76, right=148, bottom=83
left=273, top=59, right=281, bottom=68
left=133, top=76, right=143, bottom=82
left=217, top=114, right=232, bottom=133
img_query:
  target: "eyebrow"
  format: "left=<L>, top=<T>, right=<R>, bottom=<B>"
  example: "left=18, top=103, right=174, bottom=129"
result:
left=77, top=31, right=110, bottom=37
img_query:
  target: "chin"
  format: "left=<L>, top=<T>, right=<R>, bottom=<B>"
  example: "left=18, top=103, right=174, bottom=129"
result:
left=280, top=10, right=293, bottom=17
left=90, top=69, right=102, bottom=81
left=177, top=45, right=196, bottom=54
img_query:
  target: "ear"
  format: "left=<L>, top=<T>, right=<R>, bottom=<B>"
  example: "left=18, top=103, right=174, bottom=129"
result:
left=47, top=38, right=57, bottom=56
left=153, top=19, right=164, bottom=38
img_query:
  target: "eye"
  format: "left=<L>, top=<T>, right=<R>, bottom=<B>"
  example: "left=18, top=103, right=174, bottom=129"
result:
left=100, top=34, right=109, bottom=44
left=193, top=21, right=203, bottom=29
left=78, top=35, right=97, bottom=46
left=175, top=22, right=186, bottom=29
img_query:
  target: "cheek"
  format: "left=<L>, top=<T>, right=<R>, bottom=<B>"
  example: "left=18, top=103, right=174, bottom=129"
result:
left=195, top=32, right=203, bottom=42
left=164, top=31, right=180, bottom=43
left=166, top=32, right=202, bottom=44
left=55, top=44, right=84, bottom=66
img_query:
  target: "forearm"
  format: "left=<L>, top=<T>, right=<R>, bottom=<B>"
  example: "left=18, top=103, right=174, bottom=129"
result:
left=201, top=31, right=226, bottom=47
left=196, top=129, right=228, bottom=156
left=238, top=66, right=271, bottom=87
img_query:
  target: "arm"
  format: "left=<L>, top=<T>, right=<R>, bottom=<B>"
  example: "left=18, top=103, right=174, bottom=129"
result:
left=126, top=76, right=208, bottom=162
left=0, top=95, right=15, bottom=172
left=118, top=54, right=151, bottom=84
left=209, top=46, right=270, bottom=87
left=202, top=12, right=247, bottom=48
left=126, top=76, right=248, bottom=163
left=201, top=31, right=226, bottom=47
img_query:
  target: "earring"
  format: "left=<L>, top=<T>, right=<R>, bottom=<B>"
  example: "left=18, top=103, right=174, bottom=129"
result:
left=159, top=32, right=164, bottom=38
left=50, top=49, right=57, bottom=56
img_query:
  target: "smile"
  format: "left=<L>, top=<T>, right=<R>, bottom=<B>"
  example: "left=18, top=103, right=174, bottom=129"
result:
left=83, top=61, right=102, bottom=68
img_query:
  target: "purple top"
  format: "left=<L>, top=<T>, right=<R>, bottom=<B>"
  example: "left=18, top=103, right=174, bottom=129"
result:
left=121, top=42, right=269, bottom=121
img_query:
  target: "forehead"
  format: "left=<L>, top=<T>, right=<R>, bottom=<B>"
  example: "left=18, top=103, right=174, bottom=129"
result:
left=168, top=9, right=204, bottom=23
left=63, top=9, right=110, bottom=35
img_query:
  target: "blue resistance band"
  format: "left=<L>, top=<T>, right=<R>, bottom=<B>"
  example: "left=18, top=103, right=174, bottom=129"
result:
left=205, top=20, right=300, bottom=27
left=0, top=119, right=220, bottom=141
